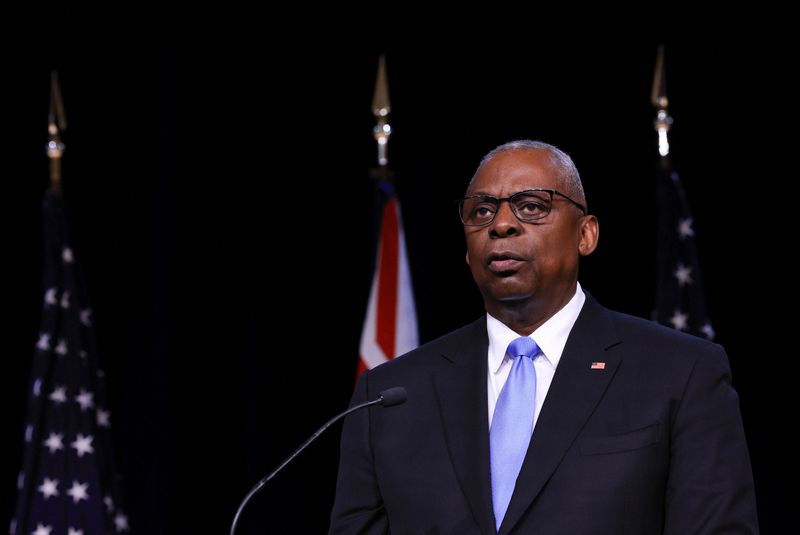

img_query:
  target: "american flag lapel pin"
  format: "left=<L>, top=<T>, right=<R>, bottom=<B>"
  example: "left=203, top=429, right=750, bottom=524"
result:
left=590, top=361, right=606, bottom=370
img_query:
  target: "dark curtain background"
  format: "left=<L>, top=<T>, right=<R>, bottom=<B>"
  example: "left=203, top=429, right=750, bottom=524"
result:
left=3, top=30, right=793, bottom=533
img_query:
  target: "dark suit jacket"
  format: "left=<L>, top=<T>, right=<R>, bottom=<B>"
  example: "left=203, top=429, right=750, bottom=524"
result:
left=329, top=295, right=758, bottom=534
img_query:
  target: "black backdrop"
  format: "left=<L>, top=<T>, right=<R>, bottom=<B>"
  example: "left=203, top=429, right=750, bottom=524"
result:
left=3, top=34, right=793, bottom=533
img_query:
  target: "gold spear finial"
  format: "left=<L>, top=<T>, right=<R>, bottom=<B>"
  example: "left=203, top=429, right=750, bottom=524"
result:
left=47, top=70, right=67, bottom=195
left=372, top=55, right=392, bottom=167
left=651, top=45, right=673, bottom=159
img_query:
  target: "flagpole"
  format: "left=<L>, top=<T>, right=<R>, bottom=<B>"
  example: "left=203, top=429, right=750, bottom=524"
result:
left=47, top=70, right=67, bottom=197
left=11, top=70, right=132, bottom=535
left=357, top=55, right=419, bottom=375
left=651, top=45, right=673, bottom=163
left=650, top=45, right=715, bottom=341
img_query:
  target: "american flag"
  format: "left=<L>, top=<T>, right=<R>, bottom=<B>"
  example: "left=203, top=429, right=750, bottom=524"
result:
left=357, top=177, right=418, bottom=375
left=653, top=164, right=714, bottom=340
left=11, top=189, right=130, bottom=535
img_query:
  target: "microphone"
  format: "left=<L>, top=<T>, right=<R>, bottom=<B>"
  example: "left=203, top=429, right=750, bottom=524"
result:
left=229, top=386, right=407, bottom=535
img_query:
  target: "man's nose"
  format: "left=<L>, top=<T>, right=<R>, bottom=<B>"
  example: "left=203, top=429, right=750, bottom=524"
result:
left=490, top=201, right=520, bottom=236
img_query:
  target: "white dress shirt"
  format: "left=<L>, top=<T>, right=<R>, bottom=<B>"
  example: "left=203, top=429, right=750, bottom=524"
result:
left=487, top=283, right=586, bottom=431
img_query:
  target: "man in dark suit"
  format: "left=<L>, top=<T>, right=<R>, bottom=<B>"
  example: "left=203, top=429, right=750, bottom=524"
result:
left=329, top=140, right=758, bottom=534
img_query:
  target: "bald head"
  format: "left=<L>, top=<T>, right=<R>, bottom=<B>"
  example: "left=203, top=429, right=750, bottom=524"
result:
left=470, top=140, right=587, bottom=211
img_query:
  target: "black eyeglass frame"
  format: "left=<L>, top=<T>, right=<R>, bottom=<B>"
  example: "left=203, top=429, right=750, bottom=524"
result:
left=457, top=188, right=587, bottom=226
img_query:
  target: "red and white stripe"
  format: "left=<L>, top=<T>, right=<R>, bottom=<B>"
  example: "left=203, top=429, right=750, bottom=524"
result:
left=357, top=198, right=418, bottom=375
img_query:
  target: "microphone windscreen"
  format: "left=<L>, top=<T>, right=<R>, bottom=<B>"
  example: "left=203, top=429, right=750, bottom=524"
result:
left=378, top=387, right=407, bottom=407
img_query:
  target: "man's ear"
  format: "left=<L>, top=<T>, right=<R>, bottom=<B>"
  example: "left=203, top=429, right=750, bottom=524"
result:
left=578, top=215, right=599, bottom=256
left=465, top=250, right=471, bottom=265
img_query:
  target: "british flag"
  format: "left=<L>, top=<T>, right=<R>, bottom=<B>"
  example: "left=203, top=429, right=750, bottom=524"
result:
left=357, top=178, right=418, bottom=375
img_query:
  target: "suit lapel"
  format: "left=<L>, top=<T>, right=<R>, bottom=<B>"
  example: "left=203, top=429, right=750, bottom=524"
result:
left=433, top=318, right=496, bottom=535
left=499, top=296, right=623, bottom=534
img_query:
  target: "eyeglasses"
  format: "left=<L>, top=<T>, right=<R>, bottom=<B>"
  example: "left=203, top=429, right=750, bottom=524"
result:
left=457, top=188, right=587, bottom=226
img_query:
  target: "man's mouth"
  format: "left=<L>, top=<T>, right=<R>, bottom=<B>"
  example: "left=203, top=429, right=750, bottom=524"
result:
left=487, top=252, right=525, bottom=272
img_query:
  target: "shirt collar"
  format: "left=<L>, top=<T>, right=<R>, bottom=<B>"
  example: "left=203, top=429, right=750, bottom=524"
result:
left=487, top=282, right=586, bottom=374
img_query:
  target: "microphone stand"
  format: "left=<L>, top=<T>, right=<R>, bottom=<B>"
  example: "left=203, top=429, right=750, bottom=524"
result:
left=229, top=394, right=392, bottom=535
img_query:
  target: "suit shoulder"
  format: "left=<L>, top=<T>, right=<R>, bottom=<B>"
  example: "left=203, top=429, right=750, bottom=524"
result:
left=370, top=317, right=484, bottom=375
left=610, top=309, right=715, bottom=347
left=602, top=307, right=726, bottom=365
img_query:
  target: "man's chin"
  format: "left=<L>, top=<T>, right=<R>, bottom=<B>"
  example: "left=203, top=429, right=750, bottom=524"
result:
left=496, top=295, right=532, bottom=304
left=489, top=287, right=535, bottom=304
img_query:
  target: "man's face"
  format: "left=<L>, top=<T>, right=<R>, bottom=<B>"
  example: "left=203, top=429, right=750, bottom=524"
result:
left=464, top=149, right=589, bottom=314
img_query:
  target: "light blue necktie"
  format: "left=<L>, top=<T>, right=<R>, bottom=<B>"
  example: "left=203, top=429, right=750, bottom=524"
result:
left=490, top=336, right=539, bottom=531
